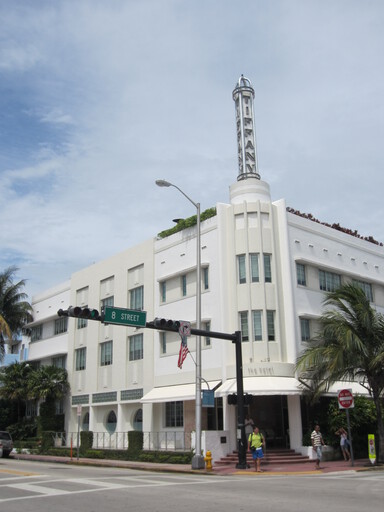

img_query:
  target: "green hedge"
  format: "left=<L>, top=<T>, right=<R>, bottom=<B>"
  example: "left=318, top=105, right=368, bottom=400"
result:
left=43, top=447, right=192, bottom=464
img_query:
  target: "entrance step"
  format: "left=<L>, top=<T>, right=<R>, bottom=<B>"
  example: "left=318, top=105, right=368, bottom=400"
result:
left=214, top=448, right=311, bottom=466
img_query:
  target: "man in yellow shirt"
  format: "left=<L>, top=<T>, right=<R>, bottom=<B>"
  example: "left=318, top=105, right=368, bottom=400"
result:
left=248, top=426, right=265, bottom=472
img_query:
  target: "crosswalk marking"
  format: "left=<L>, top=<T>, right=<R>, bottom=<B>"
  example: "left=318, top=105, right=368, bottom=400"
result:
left=0, top=474, right=231, bottom=503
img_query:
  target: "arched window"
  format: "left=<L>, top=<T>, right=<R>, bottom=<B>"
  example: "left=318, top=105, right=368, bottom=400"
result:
left=106, top=410, right=117, bottom=433
left=82, top=412, right=89, bottom=431
left=133, top=409, right=142, bottom=431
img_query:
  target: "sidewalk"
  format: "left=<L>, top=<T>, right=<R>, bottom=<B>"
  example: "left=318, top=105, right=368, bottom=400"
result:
left=8, top=453, right=383, bottom=476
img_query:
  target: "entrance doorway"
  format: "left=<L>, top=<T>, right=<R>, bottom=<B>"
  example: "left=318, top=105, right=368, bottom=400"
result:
left=246, top=395, right=289, bottom=448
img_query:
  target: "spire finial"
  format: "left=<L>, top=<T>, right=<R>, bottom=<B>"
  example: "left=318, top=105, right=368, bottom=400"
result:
left=232, top=76, right=260, bottom=181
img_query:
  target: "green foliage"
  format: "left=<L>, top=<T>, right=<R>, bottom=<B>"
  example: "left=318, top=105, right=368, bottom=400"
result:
left=327, top=396, right=377, bottom=458
left=38, top=399, right=56, bottom=433
left=301, top=395, right=378, bottom=458
left=0, top=398, right=18, bottom=430
left=80, top=431, right=94, bottom=454
left=40, top=431, right=55, bottom=452
left=13, top=438, right=40, bottom=452
left=157, top=207, right=217, bottom=239
left=7, top=418, right=38, bottom=440
left=82, top=449, right=104, bottom=459
left=138, top=451, right=193, bottom=464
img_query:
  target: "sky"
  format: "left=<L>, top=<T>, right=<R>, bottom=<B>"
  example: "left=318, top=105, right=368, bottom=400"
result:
left=1, top=0, right=383, bottom=300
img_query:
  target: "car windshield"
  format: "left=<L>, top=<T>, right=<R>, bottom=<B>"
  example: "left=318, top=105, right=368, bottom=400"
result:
left=0, top=432, right=11, bottom=440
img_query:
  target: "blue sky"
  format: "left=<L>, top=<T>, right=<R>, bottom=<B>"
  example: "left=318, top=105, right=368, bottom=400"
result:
left=1, top=0, right=383, bottom=299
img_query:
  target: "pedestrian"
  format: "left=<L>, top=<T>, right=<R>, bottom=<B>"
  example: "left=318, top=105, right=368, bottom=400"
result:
left=245, top=414, right=254, bottom=437
left=335, top=427, right=350, bottom=461
left=311, top=424, right=325, bottom=470
left=248, top=426, right=265, bottom=472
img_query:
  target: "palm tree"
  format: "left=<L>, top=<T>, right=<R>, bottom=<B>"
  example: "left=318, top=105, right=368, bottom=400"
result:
left=0, top=266, right=33, bottom=361
left=0, top=362, right=32, bottom=421
left=296, top=283, right=384, bottom=462
left=28, top=365, right=70, bottom=403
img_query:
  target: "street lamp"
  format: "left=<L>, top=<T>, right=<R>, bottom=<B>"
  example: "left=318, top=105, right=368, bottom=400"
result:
left=155, top=179, right=204, bottom=469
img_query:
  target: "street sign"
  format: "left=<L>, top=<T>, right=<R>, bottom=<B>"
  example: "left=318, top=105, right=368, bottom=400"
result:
left=338, top=388, right=354, bottom=409
left=103, top=306, right=147, bottom=327
left=179, top=321, right=191, bottom=337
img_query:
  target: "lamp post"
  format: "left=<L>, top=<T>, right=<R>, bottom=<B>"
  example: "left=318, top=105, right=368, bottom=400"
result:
left=155, top=179, right=204, bottom=469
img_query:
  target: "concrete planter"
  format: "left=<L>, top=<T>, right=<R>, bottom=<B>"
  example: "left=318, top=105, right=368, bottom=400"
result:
left=299, top=445, right=336, bottom=461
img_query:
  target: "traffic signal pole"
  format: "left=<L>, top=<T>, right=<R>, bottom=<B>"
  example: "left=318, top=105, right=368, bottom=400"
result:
left=58, top=308, right=247, bottom=470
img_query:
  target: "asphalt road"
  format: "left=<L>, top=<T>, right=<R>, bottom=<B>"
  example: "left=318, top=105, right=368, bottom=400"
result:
left=0, top=458, right=383, bottom=512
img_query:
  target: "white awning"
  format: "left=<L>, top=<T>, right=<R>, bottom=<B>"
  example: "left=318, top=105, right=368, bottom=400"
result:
left=141, top=380, right=222, bottom=404
left=215, top=377, right=302, bottom=396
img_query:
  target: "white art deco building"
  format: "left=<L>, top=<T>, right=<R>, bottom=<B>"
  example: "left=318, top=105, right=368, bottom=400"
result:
left=26, top=76, right=382, bottom=461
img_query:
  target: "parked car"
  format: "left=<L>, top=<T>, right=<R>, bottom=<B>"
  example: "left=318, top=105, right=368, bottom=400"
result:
left=0, top=431, right=13, bottom=457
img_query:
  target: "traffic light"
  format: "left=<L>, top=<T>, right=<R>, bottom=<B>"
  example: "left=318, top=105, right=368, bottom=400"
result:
left=227, top=393, right=237, bottom=405
left=57, top=307, right=102, bottom=321
left=153, top=318, right=181, bottom=330
left=244, top=394, right=254, bottom=405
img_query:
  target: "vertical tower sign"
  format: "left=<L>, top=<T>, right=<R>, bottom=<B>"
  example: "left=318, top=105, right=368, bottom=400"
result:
left=232, top=75, right=260, bottom=181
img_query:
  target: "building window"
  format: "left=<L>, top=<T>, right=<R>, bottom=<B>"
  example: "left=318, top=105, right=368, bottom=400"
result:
left=165, top=401, right=183, bottom=427
left=240, top=311, right=249, bottom=341
left=203, top=321, right=211, bottom=346
left=319, top=270, right=341, bottom=292
left=129, top=333, right=143, bottom=361
left=77, top=314, right=88, bottom=330
left=250, top=253, right=260, bottom=283
left=300, top=318, right=311, bottom=341
left=54, top=317, right=68, bottom=335
left=238, top=254, right=246, bottom=284
left=353, top=280, right=373, bottom=302
left=252, top=310, right=262, bottom=341
left=55, top=399, right=64, bottom=415
left=31, top=325, right=43, bottom=342
left=264, top=254, right=272, bottom=283
left=133, top=408, right=143, bottom=431
left=82, top=412, right=90, bottom=431
left=75, top=347, right=87, bottom=371
left=296, top=263, right=306, bottom=286
left=25, top=400, right=37, bottom=418
left=130, top=286, right=144, bottom=310
left=101, top=296, right=114, bottom=309
left=267, top=310, right=275, bottom=341
left=52, top=355, right=66, bottom=369
left=106, top=410, right=117, bottom=433
left=181, top=275, right=187, bottom=297
left=203, top=267, right=209, bottom=290
left=160, top=332, right=167, bottom=354
left=100, top=340, right=113, bottom=366
left=160, top=281, right=166, bottom=303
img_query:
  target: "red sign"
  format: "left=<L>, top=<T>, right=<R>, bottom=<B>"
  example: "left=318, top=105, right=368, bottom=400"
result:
left=338, top=389, right=354, bottom=409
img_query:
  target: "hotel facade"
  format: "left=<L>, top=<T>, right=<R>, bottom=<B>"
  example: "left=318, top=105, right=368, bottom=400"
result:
left=25, top=77, right=382, bottom=461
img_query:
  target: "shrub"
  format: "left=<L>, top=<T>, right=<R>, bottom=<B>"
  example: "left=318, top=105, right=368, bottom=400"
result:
left=80, top=431, right=94, bottom=454
left=127, top=430, right=143, bottom=458
left=40, top=431, right=55, bottom=452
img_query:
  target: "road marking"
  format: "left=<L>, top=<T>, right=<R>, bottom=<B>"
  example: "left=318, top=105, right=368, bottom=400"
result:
left=0, top=474, right=238, bottom=503
left=0, top=468, right=40, bottom=477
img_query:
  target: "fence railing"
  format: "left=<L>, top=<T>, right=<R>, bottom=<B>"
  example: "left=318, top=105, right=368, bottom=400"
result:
left=54, top=431, right=192, bottom=452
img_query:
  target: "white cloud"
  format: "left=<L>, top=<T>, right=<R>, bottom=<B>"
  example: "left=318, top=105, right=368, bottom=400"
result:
left=0, top=0, right=383, bottom=299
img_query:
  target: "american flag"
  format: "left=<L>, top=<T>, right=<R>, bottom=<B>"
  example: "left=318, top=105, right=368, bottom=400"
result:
left=178, top=336, right=188, bottom=369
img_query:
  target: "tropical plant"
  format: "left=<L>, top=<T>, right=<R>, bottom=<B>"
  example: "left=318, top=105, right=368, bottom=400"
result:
left=0, top=266, right=33, bottom=361
left=296, top=283, right=384, bottom=462
left=0, top=362, right=32, bottom=421
left=27, top=365, right=70, bottom=402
